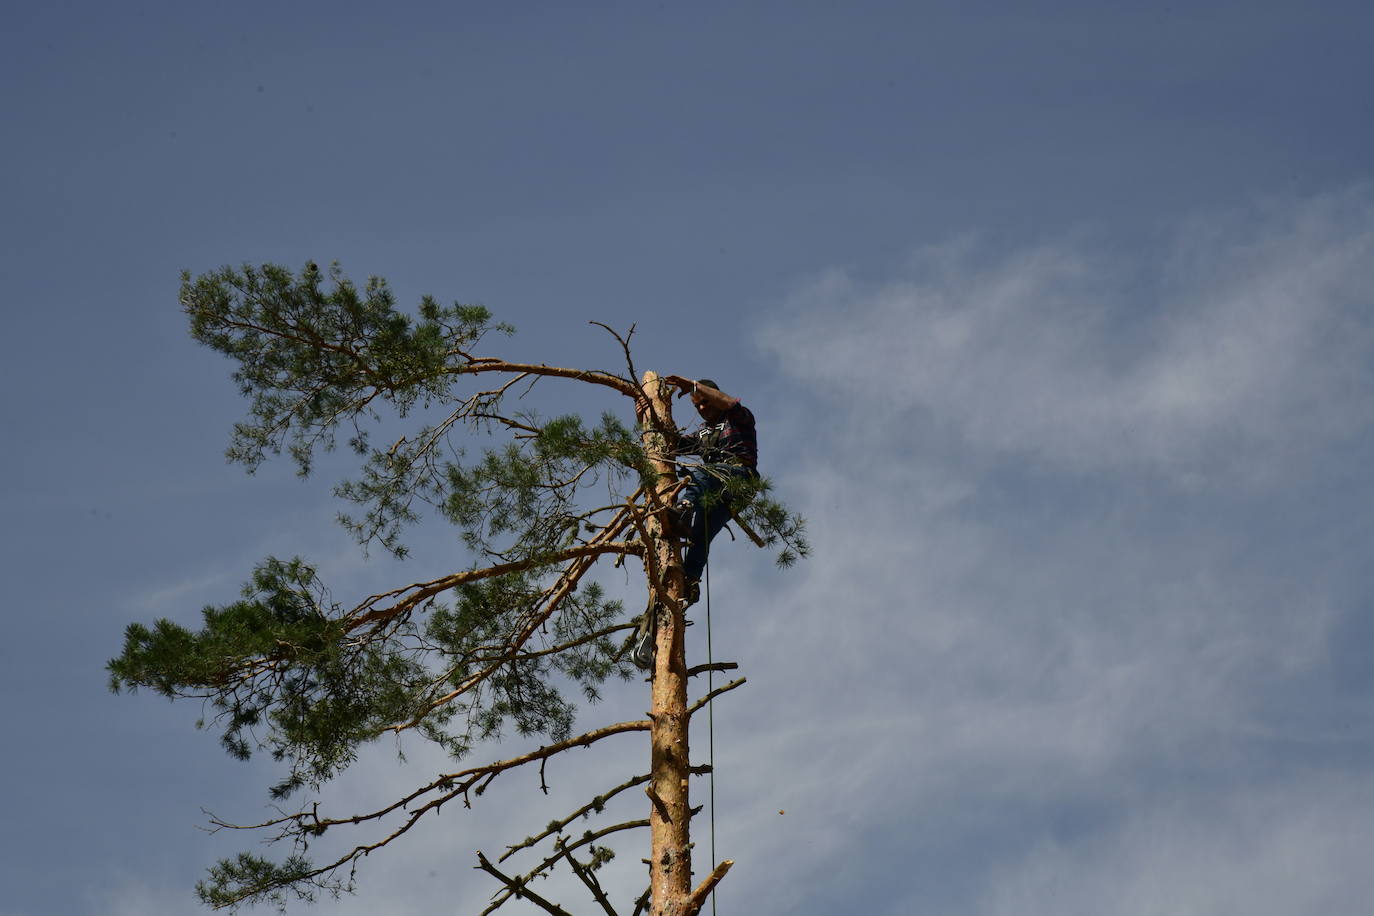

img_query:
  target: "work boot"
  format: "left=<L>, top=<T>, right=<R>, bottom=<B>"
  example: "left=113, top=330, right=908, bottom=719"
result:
left=683, top=579, right=701, bottom=608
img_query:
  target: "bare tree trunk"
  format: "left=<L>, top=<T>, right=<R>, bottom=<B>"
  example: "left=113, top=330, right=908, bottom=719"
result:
left=636, top=371, right=697, bottom=916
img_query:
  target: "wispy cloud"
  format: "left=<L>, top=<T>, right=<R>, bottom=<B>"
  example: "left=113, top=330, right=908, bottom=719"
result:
left=731, top=187, right=1374, bottom=912
left=760, top=186, right=1374, bottom=483
left=973, top=775, right=1374, bottom=916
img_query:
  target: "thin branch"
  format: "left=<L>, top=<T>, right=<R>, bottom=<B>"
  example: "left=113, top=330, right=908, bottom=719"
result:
left=205, top=720, right=652, bottom=908
left=470, top=411, right=542, bottom=435
left=473, top=620, right=636, bottom=666
left=590, top=321, right=642, bottom=407
left=564, top=844, right=620, bottom=916
left=688, top=677, right=747, bottom=717
left=394, top=618, right=635, bottom=738
left=476, top=853, right=575, bottom=916
left=347, top=539, right=640, bottom=632
left=500, top=772, right=651, bottom=862
left=448, top=358, right=640, bottom=399
left=482, top=820, right=649, bottom=916
left=405, top=519, right=583, bottom=747
left=379, top=546, right=633, bottom=737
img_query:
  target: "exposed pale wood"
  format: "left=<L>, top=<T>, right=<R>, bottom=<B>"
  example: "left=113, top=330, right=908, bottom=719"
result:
left=683, top=860, right=734, bottom=916
left=730, top=513, right=767, bottom=548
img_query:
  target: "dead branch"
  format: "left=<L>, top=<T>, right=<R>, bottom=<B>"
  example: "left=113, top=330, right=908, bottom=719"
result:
left=688, top=677, right=747, bottom=718
left=686, top=662, right=738, bottom=679
left=592, top=321, right=666, bottom=437
left=501, top=772, right=651, bottom=862
left=730, top=513, right=768, bottom=548
left=475, top=852, right=575, bottom=916
left=481, top=819, right=650, bottom=916
left=563, top=842, right=619, bottom=916
left=205, top=719, right=651, bottom=904
left=382, top=534, right=637, bottom=735
left=589, top=321, right=638, bottom=387
left=684, top=860, right=734, bottom=916
left=347, top=538, right=640, bottom=633
left=645, top=785, right=671, bottom=823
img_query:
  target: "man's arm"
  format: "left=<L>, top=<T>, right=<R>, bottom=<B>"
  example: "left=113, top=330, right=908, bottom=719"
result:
left=663, top=375, right=737, bottom=410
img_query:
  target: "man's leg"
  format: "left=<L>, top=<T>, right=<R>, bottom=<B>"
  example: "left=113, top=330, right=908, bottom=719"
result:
left=676, top=467, right=710, bottom=514
left=681, top=467, right=738, bottom=601
left=681, top=470, right=713, bottom=582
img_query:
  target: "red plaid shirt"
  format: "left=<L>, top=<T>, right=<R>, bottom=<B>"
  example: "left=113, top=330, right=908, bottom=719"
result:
left=677, top=400, right=757, bottom=469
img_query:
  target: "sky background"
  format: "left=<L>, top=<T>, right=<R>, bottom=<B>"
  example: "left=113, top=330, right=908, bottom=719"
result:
left=4, top=1, right=1374, bottom=914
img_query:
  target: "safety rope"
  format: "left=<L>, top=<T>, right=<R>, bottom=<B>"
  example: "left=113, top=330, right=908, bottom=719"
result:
left=683, top=450, right=732, bottom=912
left=704, top=553, right=718, bottom=916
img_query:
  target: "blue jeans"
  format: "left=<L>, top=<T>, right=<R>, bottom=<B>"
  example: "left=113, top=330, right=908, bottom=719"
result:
left=680, top=465, right=756, bottom=583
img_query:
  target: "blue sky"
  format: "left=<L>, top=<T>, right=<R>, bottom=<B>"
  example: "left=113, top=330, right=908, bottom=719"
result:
left=4, top=2, right=1374, bottom=914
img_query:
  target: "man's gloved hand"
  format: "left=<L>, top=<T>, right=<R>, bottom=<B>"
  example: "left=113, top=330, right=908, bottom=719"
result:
left=662, top=374, right=694, bottom=398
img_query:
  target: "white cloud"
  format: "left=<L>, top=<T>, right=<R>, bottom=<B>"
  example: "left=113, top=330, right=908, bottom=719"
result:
left=759, top=186, right=1374, bottom=483
left=130, top=569, right=232, bottom=613
left=719, top=187, right=1374, bottom=913
left=974, top=777, right=1374, bottom=916
left=92, top=876, right=195, bottom=916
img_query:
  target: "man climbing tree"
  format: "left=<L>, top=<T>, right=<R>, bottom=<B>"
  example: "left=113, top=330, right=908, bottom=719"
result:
left=662, top=376, right=759, bottom=606
left=632, top=376, right=759, bottom=671
left=107, top=262, right=805, bottom=916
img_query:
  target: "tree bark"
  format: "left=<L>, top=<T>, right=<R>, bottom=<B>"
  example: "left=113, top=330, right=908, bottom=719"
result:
left=636, top=371, right=697, bottom=916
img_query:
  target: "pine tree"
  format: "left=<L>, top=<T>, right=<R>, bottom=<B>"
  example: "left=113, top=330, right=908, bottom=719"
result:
left=109, top=262, right=807, bottom=916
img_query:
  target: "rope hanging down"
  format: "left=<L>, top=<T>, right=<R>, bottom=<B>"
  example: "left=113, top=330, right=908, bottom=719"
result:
left=704, top=554, right=718, bottom=916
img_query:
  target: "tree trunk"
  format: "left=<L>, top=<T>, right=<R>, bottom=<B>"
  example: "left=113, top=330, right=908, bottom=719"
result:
left=637, top=371, right=697, bottom=916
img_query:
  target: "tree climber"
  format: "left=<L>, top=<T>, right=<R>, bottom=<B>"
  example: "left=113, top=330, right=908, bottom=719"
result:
left=662, top=375, right=759, bottom=606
